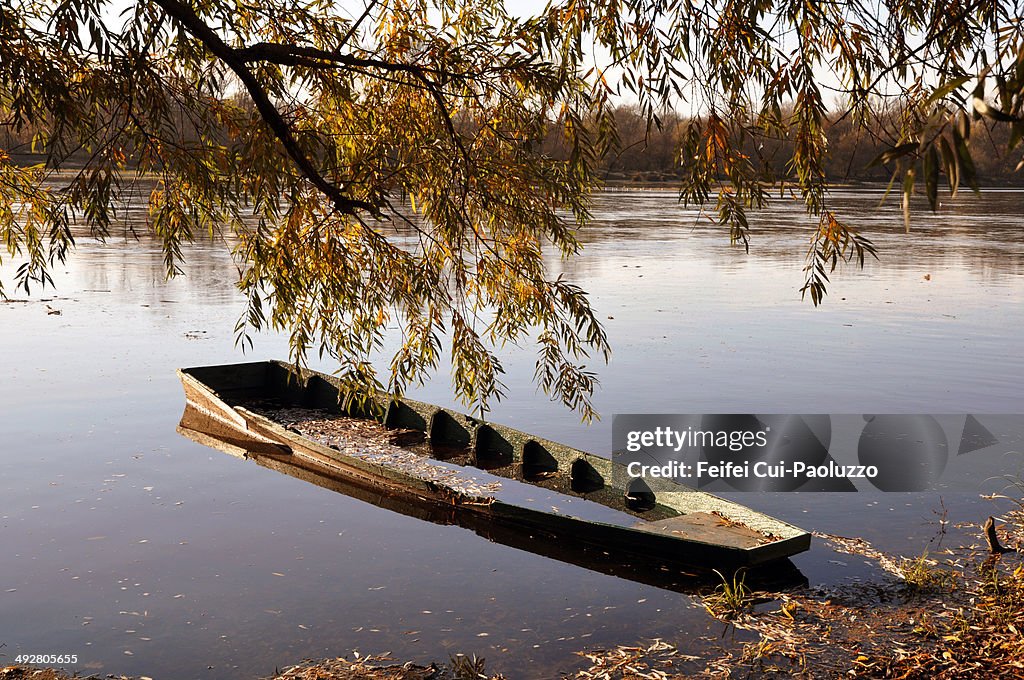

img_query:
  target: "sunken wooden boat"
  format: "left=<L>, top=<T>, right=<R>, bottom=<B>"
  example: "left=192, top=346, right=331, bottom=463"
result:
left=178, top=360, right=811, bottom=568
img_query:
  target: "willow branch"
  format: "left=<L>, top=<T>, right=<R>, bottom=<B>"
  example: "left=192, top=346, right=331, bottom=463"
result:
left=152, top=0, right=375, bottom=216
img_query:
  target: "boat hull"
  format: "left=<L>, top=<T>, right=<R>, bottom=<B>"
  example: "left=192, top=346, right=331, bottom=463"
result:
left=178, top=360, right=812, bottom=568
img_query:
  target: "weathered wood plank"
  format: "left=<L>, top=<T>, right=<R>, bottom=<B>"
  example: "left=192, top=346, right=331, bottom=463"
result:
left=635, top=513, right=770, bottom=550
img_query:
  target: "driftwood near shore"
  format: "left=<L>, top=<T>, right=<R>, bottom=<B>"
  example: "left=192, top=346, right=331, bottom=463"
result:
left=983, top=515, right=1017, bottom=554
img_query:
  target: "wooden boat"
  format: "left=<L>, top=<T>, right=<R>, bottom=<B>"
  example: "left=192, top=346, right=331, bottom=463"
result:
left=177, top=360, right=811, bottom=569
left=178, top=404, right=807, bottom=592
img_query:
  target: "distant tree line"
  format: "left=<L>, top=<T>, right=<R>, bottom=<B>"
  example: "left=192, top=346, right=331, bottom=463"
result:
left=595, top=105, right=1023, bottom=186
left=8, top=102, right=1020, bottom=187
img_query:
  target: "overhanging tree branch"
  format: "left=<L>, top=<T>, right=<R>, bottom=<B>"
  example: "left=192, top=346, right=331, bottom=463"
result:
left=237, top=42, right=437, bottom=75
left=151, top=0, right=375, bottom=216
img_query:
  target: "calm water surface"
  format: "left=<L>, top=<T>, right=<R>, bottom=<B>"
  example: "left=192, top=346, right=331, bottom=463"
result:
left=2, top=188, right=1023, bottom=678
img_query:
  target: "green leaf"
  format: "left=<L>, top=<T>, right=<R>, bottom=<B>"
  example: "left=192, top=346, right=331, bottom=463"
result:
left=923, top=145, right=939, bottom=210
left=926, top=75, right=972, bottom=106
left=952, top=126, right=979, bottom=193
left=868, top=143, right=917, bottom=168
left=957, top=110, right=971, bottom=141
left=902, top=168, right=915, bottom=231
left=1009, top=122, right=1024, bottom=152
left=938, top=136, right=960, bottom=197
left=973, top=96, right=1022, bottom=122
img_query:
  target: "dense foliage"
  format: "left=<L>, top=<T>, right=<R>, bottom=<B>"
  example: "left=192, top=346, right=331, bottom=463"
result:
left=1, top=0, right=1022, bottom=415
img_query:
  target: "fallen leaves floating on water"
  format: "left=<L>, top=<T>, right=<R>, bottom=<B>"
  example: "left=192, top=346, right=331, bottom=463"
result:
left=814, top=531, right=903, bottom=577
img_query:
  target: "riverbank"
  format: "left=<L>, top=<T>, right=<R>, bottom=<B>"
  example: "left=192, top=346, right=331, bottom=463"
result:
left=10, top=155, right=1024, bottom=190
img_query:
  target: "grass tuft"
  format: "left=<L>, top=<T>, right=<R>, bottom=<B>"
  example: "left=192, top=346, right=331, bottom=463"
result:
left=899, top=550, right=957, bottom=593
left=703, top=569, right=754, bottom=620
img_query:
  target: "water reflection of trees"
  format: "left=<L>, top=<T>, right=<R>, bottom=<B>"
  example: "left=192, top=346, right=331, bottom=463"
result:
left=551, top=190, right=1024, bottom=281
left=72, top=235, right=240, bottom=308
left=63, top=188, right=1024, bottom=301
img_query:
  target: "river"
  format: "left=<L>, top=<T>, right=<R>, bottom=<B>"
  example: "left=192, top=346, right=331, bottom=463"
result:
left=2, top=187, right=1022, bottom=678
